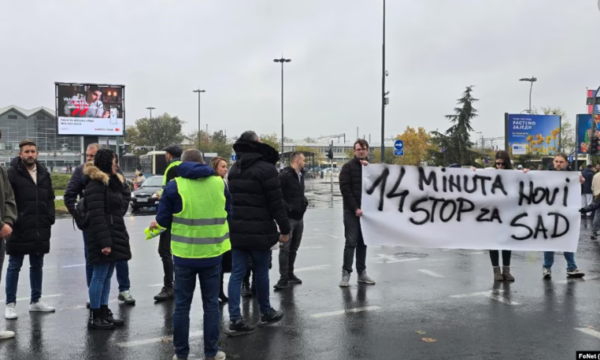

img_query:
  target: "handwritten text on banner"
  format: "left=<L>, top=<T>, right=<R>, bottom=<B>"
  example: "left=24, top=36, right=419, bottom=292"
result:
left=360, top=165, right=580, bottom=252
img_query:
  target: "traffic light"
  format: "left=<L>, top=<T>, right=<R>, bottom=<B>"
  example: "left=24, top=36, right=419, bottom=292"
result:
left=592, top=137, right=599, bottom=155
left=327, top=142, right=333, bottom=160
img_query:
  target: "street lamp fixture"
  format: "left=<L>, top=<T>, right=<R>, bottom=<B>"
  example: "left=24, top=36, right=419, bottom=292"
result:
left=274, top=57, right=291, bottom=164
left=146, top=106, right=155, bottom=119
left=519, top=77, right=537, bottom=114
left=193, top=89, right=207, bottom=150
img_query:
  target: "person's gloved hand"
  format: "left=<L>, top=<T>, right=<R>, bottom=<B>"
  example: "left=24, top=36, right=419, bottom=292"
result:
left=579, top=208, right=587, bottom=214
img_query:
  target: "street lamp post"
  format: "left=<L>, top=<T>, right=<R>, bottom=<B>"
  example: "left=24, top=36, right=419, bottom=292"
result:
left=193, top=89, right=206, bottom=151
left=146, top=106, right=155, bottom=120
left=274, top=57, right=291, bottom=164
left=519, top=77, right=537, bottom=114
left=380, top=0, right=387, bottom=163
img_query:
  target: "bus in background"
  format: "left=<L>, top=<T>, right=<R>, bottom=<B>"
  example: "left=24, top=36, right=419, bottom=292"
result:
left=140, top=151, right=167, bottom=176
left=140, top=151, right=219, bottom=176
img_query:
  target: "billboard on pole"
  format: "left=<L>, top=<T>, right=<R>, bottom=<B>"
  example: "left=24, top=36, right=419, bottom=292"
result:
left=576, top=114, right=600, bottom=154
left=504, top=113, right=561, bottom=156
left=55, top=82, right=125, bottom=136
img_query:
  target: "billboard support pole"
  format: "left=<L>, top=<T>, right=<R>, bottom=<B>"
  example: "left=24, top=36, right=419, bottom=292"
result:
left=575, top=115, right=579, bottom=171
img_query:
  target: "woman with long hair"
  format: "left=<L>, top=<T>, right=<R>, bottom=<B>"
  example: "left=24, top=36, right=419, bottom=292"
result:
left=83, top=149, right=131, bottom=329
left=210, top=157, right=232, bottom=303
left=489, top=150, right=515, bottom=282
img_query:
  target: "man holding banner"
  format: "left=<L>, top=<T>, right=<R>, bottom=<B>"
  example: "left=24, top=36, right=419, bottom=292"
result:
left=544, top=154, right=585, bottom=279
left=338, top=139, right=376, bottom=287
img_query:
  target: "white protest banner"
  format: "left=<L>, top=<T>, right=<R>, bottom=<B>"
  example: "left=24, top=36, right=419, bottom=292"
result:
left=360, top=165, right=581, bottom=252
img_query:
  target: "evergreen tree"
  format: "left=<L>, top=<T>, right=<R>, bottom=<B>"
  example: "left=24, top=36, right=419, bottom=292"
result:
left=429, top=86, right=478, bottom=166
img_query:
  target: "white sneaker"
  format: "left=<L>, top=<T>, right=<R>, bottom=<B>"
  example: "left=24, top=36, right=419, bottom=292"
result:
left=29, top=301, right=55, bottom=313
left=206, top=351, right=226, bottom=360
left=5, top=303, right=17, bottom=320
left=0, top=330, right=15, bottom=340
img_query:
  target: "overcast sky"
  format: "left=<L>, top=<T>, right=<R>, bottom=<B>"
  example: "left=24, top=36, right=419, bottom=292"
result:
left=1, top=0, right=599, bottom=144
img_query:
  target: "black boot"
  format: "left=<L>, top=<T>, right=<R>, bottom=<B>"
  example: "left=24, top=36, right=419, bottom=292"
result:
left=154, top=287, right=174, bottom=302
left=88, top=309, right=114, bottom=330
left=101, top=305, right=124, bottom=327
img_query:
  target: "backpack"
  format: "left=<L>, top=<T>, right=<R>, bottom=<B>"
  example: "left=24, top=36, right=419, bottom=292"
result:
left=74, top=198, right=90, bottom=230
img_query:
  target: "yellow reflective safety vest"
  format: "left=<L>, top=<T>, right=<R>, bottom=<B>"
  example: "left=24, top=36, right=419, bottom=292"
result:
left=171, top=176, right=231, bottom=259
left=160, top=160, right=181, bottom=195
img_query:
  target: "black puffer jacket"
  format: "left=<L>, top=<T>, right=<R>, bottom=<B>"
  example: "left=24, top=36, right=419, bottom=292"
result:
left=6, top=158, right=55, bottom=255
left=339, top=157, right=363, bottom=211
left=83, top=163, right=131, bottom=264
left=279, top=166, right=308, bottom=220
left=227, top=139, right=290, bottom=250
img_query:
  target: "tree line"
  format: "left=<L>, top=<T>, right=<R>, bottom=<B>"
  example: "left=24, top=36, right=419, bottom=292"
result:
left=124, top=86, right=576, bottom=167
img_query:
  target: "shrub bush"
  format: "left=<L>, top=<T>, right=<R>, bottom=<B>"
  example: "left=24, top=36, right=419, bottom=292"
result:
left=51, top=173, right=72, bottom=190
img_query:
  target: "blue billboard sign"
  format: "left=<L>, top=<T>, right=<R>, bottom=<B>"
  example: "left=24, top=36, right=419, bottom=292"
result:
left=575, top=114, right=600, bottom=154
left=504, top=113, right=561, bottom=156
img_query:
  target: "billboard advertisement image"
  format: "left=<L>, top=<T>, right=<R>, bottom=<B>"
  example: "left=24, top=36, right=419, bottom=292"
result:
left=576, top=114, right=600, bottom=154
left=504, top=113, right=561, bottom=156
left=55, top=83, right=125, bottom=136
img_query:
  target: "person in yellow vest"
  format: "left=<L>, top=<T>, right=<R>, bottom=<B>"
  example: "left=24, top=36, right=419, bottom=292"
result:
left=149, top=149, right=230, bottom=360
left=153, top=144, right=182, bottom=302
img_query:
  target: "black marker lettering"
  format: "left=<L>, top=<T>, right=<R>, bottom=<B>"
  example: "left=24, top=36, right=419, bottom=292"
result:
left=491, top=175, right=507, bottom=196
left=518, top=181, right=532, bottom=206
left=448, top=175, right=461, bottom=193
left=439, top=200, right=457, bottom=222
left=533, top=215, right=548, bottom=239
left=428, top=197, right=445, bottom=223
left=489, top=208, right=502, bottom=223
left=562, top=186, right=568, bottom=207
left=385, top=167, right=409, bottom=212
left=418, top=167, right=438, bottom=192
left=410, top=197, right=430, bottom=225
left=456, top=197, right=475, bottom=221
left=548, top=212, right=569, bottom=238
left=365, top=167, right=389, bottom=211
left=442, top=175, right=447, bottom=193
left=474, top=175, right=492, bottom=196
left=510, top=213, right=533, bottom=240
left=476, top=208, right=491, bottom=222
left=464, top=175, right=478, bottom=194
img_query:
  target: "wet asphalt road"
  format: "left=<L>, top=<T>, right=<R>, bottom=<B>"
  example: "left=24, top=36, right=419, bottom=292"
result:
left=1, top=180, right=600, bottom=360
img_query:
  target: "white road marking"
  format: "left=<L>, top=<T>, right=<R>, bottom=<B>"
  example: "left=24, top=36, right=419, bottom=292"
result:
left=59, top=299, right=118, bottom=311
left=554, top=275, right=600, bottom=284
left=418, top=269, right=445, bottom=278
left=450, top=290, right=519, bottom=305
left=311, top=306, right=381, bottom=318
left=300, top=246, right=323, bottom=250
left=148, top=283, right=163, bottom=287
left=62, top=263, right=86, bottom=268
left=464, top=251, right=485, bottom=255
left=328, top=235, right=339, bottom=239
left=295, top=265, right=330, bottom=272
left=1, top=293, right=62, bottom=303
left=118, top=330, right=203, bottom=347
left=371, top=254, right=420, bottom=264
left=575, top=327, right=600, bottom=340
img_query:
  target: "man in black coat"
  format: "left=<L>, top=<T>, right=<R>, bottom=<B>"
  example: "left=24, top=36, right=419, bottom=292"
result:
left=4, top=140, right=56, bottom=320
left=226, top=131, right=290, bottom=336
left=64, top=143, right=135, bottom=306
left=338, top=139, right=376, bottom=287
left=581, top=164, right=595, bottom=217
left=274, top=152, right=308, bottom=290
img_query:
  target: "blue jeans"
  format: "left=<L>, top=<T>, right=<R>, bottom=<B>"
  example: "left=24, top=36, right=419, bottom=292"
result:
left=83, top=231, right=130, bottom=292
left=228, top=249, right=272, bottom=320
left=88, top=262, right=116, bottom=309
left=543, top=252, right=577, bottom=271
left=173, top=263, right=221, bottom=359
left=5, top=253, right=44, bottom=304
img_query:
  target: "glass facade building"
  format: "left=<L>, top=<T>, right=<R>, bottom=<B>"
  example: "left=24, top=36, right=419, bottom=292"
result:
left=0, top=106, right=82, bottom=169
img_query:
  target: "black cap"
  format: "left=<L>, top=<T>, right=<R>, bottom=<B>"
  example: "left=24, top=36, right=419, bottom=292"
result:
left=163, top=144, right=183, bottom=158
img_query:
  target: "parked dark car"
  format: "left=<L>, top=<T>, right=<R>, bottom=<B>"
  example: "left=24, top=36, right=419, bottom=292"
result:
left=130, top=175, right=163, bottom=211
